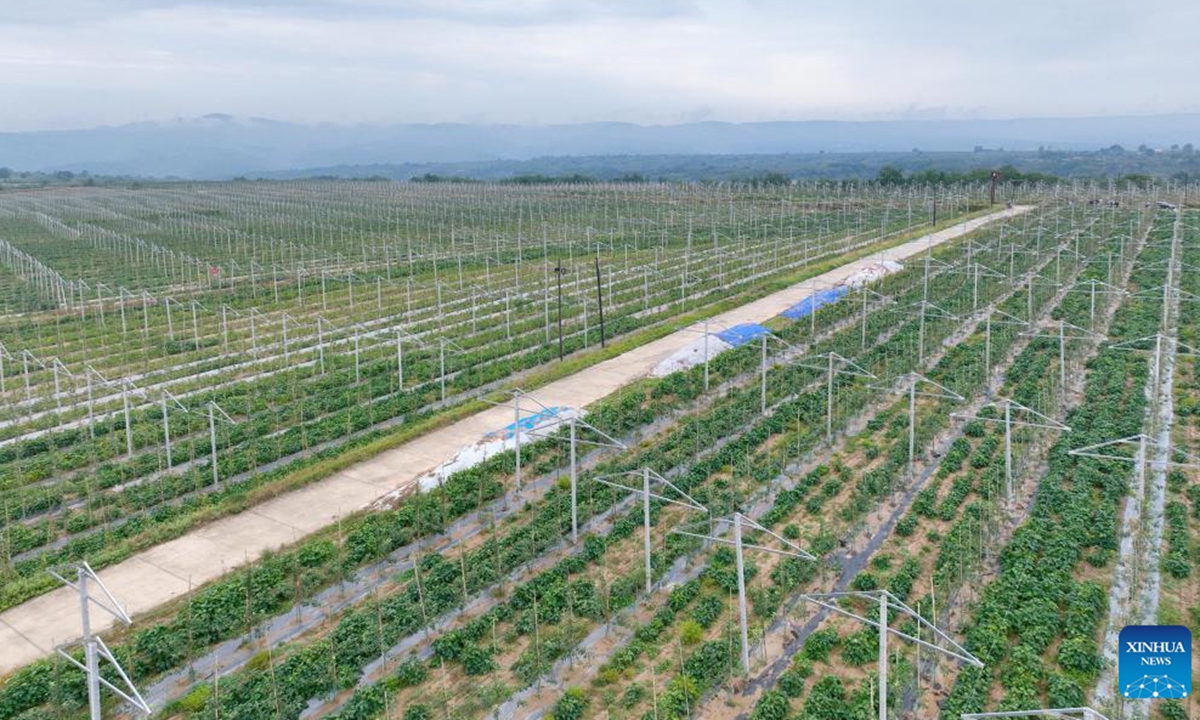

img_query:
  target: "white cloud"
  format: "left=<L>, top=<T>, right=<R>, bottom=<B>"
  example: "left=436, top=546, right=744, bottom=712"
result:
left=0, top=0, right=1197, bottom=130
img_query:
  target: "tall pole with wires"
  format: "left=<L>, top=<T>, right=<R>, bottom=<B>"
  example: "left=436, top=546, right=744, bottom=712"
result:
left=673, top=513, right=814, bottom=674
left=49, top=562, right=152, bottom=720
left=799, top=589, right=983, bottom=720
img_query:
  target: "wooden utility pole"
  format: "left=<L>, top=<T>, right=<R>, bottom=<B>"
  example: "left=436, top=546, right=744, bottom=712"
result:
left=594, top=255, right=606, bottom=348
left=553, top=262, right=567, bottom=360
left=990, top=169, right=1004, bottom=205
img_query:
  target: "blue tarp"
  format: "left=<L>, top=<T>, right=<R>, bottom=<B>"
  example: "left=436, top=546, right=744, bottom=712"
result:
left=779, top=286, right=848, bottom=320
left=489, top=406, right=570, bottom=440
left=715, top=323, right=771, bottom=348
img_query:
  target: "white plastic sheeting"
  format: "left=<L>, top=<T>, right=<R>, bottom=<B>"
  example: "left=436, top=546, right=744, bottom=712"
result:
left=651, top=335, right=735, bottom=377
left=415, top=406, right=580, bottom=491
left=844, top=260, right=903, bottom=289
left=651, top=322, right=772, bottom=377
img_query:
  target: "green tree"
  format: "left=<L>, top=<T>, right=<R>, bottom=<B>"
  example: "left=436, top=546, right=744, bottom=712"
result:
left=877, top=165, right=905, bottom=184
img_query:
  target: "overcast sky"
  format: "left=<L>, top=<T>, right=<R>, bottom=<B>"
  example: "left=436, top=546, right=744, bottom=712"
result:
left=2, top=0, right=1198, bottom=132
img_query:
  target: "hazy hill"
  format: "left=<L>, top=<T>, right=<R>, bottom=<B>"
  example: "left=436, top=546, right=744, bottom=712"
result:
left=254, top=148, right=1200, bottom=183
left=2, top=113, right=1199, bottom=180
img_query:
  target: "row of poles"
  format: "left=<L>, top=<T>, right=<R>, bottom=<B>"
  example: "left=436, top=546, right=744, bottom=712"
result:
left=39, top=202, right=1170, bottom=719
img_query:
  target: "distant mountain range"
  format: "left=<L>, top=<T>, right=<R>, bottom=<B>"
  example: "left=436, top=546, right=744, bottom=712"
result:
left=2, top=113, right=1199, bottom=180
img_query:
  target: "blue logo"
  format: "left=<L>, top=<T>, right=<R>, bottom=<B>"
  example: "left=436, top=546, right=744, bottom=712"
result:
left=1119, top=625, right=1192, bottom=699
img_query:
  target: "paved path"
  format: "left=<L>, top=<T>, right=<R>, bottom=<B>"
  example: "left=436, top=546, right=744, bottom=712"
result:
left=0, top=206, right=1031, bottom=675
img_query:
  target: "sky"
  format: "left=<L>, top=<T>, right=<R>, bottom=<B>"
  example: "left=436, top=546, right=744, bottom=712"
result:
left=1, top=0, right=1198, bottom=132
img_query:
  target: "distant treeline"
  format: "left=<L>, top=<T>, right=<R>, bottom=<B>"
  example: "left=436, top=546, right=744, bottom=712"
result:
left=408, top=167, right=1052, bottom=187
left=337, top=147, right=1200, bottom=185
left=0, top=167, right=105, bottom=190
left=411, top=172, right=653, bottom=185
left=875, top=164, right=1059, bottom=185
left=9, top=147, right=1200, bottom=189
left=382, top=148, right=1200, bottom=186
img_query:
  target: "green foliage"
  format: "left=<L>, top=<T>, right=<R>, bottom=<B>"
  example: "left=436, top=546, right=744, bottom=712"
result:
left=692, top=595, right=724, bottom=628
left=404, top=705, right=432, bottom=720
left=0, top=662, right=52, bottom=719
left=849, top=571, right=878, bottom=591
left=174, top=685, right=212, bottom=714
left=502, top=174, right=598, bottom=185
left=704, top=547, right=757, bottom=593
left=1046, top=673, right=1084, bottom=709
left=887, top=557, right=921, bottom=601
left=877, top=166, right=905, bottom=185
left=802, top=629, right=839, bottom=662
left=750, top=690, right=791, bottom=720
left=840, top=628, right=878, bottom=666
left=760, top=171, right=794, bottom=186
left=943, top=218, right=1171, bottom=716
left=0, top=195, right=1133, bottom=720
left=622, top=683, right=646, bottom=709
left=1159, top=700, right=1189, bottom=720
left=551, top=688, right=588, bottom=720
left=657, top=675, right=699, bottom=720
left=1162, top=500, right=1192, bottom=578
left=683, top=641, right=733, bottom=687
left=1056, top=636, right=1102, bottom=679
left=391, top=659, right=427, bottom=688
left=460, top=644, right=498, bottom=676
left=802, top=675, right=855, bottom=720
left=778, top=663, right=809, bottom=698
left=679, top=619, right=704, bottom=646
